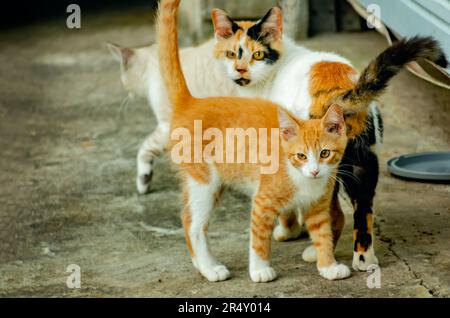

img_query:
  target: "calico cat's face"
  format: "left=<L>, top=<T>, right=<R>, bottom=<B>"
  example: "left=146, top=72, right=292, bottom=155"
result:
left=211, top=7, right=283, bottom=87
left=279, top=105, right=348, bottom=180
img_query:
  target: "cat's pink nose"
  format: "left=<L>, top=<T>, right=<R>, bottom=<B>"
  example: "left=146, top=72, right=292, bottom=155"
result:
left=237, top=68, right=247, bottom=75
left=311, top=170, right=319, bottom=177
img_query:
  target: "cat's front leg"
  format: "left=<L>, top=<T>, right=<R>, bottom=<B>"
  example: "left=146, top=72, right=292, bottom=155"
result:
left=249, top=201, right=279, bottom=283
left=304, top=196, right=351, bottom=281
left=302, top=192, right=345, bottom=262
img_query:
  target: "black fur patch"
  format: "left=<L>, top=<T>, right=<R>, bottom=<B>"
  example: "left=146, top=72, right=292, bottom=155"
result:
left=234, top=78, right=251, bottom=86
left=335, top=126, right=379, bottom=252
left=264, top=46, right=280, bottom=65
left=247, top=9, right=273, bottom=42
left=246, top=9, right=280, bottom=65
left=231, top=21, right=242, bottom=34
left=436, top=52, right=449, bottom=68
left=376, top=110, right=384, bottom=141
left=340, top=36, right=448, bottom=105
left=238, top=47, right=243, bottom=59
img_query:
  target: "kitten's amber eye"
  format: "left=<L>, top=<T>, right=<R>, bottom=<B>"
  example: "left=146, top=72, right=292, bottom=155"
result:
left=320, top=149, right=331, bottom=159
left=226, top=51, right=236, bottom=59
left=297, top=153, right=307, bottom=160
left=252, top=51, right=266, bottom=61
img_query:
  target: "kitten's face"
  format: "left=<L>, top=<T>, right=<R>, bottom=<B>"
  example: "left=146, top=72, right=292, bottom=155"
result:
left=211, top=7, right=283, bottom=87
left=279, top=106, right=348, bottom=180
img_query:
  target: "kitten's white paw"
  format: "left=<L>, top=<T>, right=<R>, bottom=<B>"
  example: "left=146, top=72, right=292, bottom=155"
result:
left=250, top=267, right=277, bottom=283
left=319, top=263, right=351, bottom=280
left=200, top=265, right=231, bottom=282
left=136, top=171, right=153, bottom=194
left=273, top=223, right=302, bottom=242
left=302, top=245, right=317, bottom=263
left=352, top=246, right=379, bottom=271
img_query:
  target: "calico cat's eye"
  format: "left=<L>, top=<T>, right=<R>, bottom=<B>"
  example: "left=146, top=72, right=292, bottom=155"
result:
left=226, top=51, right=236, bottom=59
left=320, top=149, right=331, bottom=159
left=297, top=153, right=307, bottom=160
left=252, top=51, right=266, bottom=61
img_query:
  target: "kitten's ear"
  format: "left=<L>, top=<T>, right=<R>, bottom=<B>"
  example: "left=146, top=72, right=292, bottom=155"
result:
left=278, top=108, right=298, bottom=141
left=323, top=105, right=345, bottom=136
left=211, top=9, right=240, bottom=39
left=107, top=42, right=135, bottom=69
left=255, top=7, right=283, bottom=42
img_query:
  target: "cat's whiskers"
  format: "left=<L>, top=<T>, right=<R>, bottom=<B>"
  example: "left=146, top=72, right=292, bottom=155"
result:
left=334, top=168, right=360, bottom=184
left=119, top=94, right=133, bottom=113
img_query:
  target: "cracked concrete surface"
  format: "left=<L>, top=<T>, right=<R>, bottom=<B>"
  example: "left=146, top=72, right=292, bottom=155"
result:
left=0, top=8, right=449, bottom=297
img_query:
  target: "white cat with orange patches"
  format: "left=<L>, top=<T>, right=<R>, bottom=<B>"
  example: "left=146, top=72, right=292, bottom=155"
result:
left=157, top=0, right=352, bottom=282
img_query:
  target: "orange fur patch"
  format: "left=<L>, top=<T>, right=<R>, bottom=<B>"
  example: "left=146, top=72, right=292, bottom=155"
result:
left=309, top=61, right=368, bottom=139
left=182, top=207, right=194, bottom=257
left=279, top=211, right=298, bottom=229
left=367, top=213, right=373, bottom=235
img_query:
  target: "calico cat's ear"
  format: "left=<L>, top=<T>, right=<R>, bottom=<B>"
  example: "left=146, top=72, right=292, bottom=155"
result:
left=322, top=105, right=345, bottom=136
left=278, top=108, right=298, bottom=141
left=107, top=42, right=135, bottom=70
left=211, top=9, right=241, bottom=39
left=249, top=7, right=283, bottom=42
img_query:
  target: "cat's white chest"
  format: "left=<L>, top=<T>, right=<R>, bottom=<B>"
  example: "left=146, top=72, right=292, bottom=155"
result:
left=286, top=162, right=328, bottom=212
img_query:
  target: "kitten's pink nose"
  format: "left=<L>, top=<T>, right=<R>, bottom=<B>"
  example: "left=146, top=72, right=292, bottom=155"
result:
left=237, top=68, right=247, bottom=75
left=311, top=170, right=319, bottom=177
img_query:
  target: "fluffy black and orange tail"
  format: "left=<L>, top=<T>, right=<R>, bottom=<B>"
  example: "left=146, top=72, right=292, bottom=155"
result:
left=157, top=0, right=192, bottom=106
left=335, top=36, right=448, bottom=113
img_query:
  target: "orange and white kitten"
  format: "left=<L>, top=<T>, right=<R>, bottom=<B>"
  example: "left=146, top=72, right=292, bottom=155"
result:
left=157, top=0, right=352, bottom=282
left=108, top=40, right=237, bottom=194
left=211, top=7, right=448, bottom=271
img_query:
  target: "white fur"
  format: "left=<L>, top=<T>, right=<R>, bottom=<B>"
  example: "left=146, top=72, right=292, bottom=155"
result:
left=319, top=262, right=351, bottom=280
left=185, top=169, right=231, bottom=282
left=302, top=245, right=317, bottom=263
left=370, top=102, right=383, bottom=154
left=353, top=244, right=379, bottom=271
left=249, top=243, right=277, bottom=283
left=237, top=38, right=353, bottom=120
left=285, top=159, right=334, bottom=213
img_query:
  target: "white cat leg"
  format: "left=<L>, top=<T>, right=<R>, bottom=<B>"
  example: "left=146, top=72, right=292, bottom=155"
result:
left=301, top=245, right=317, bottom=263
left=185, top=174, right=230, bottom=282
left=319, top=262, right=351, bottom=280
left=273, top=209, right=304, bottom=241
left=249, top=247, right=277, bottom=283
left=136, top=124, right=169, bottom=194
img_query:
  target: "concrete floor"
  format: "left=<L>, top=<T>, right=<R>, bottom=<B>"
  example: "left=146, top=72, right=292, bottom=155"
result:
left=0, top=8, right=449, bottom=298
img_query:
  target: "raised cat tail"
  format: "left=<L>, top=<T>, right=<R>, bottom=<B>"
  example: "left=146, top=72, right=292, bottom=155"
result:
left=157, top=0, right=192, bottom=107
left=335, top=36, right=448, bottom=114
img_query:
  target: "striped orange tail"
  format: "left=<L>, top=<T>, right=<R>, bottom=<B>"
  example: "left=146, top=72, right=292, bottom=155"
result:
left=157, top=0, right=192, bottom=107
